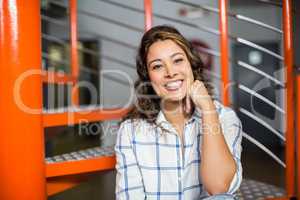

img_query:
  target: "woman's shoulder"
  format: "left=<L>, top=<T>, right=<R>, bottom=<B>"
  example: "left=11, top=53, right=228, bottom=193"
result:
left=213, top=100, right=240, bottom=121
left=120, top=118, right=151, bottom=127
left=119, top=118, right=154, bottom=134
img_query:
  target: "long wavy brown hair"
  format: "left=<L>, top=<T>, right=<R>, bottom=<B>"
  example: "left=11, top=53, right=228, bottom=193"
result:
left=123, top=25, right=213, bottom=124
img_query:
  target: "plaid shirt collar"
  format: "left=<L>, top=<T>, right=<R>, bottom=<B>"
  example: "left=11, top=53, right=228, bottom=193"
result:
left=154, top=100, right=223, bottom=134
left=155, top=107, right=202, bottom=134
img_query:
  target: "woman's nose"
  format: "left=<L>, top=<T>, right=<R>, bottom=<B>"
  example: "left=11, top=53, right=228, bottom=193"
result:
left=165, top=63, right=177, bottom=77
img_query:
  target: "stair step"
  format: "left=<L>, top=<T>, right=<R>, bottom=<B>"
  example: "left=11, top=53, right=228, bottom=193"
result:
left=46, top=146, right=114, bottom=163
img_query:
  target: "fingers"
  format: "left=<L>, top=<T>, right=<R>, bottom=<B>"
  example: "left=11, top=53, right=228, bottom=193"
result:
left=184, top=77, right=193, bottom=114
left=184, top=79, right=209, bottom=114
left=185, top=89, right=191, bottom=114
left=191, top=80, right=213, bottom=109
left=189, top=80, right=198, bottom=101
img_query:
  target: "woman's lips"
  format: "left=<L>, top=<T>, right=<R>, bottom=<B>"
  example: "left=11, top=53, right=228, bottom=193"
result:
left=164, top=80, right=183, bottom=91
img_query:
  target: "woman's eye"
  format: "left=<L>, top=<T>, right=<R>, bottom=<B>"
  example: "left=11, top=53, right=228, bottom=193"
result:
left=152, top=64, right=162, bottom=70
left=174, top=58, right=183, bottom=64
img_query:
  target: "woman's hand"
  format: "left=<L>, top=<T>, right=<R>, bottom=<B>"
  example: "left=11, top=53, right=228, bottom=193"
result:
left=184, top=80, right=215, bottom=113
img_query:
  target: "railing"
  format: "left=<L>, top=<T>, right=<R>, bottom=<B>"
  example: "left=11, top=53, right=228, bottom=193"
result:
left=297, top=69, right=300, bottom=198
left=41, top=0, right=135, bottom=196
left=0, top=0, right=297, bottom=200
left=169, top=1, right=295, bottom=199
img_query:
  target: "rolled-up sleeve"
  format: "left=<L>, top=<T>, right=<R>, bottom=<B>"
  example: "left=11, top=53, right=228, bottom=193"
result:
left=115, top=121, right=146, bottom=200
left=220, top=108, right=243, bottom=194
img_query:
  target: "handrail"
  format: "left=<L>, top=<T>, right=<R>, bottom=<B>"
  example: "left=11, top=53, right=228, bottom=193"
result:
left=42, top=51, right=135, bottom=88
left=43, top=107, right=130, bottom=127
left=168, top=0, right=282, bottom=34
left=42, top=71, right=76, bottom=84
left=78, top=9, right=144, bottom=33
left=42, top=35, right=136, bottom=70
left=219, top=0, right=230, bottom=106
left=232, top=14, right=282, bottom=34
left=79, top=30, right=138, bottom=50
left=282, top=0, right=295, bottom=197
left=242, top=131, right=285, bottom=167
left=238, top=84, right=285, bottom=114
left=239, top=107, right=285, bottom=142
left=77, top=46, right=136, bottom=69
left=255, top=0, right=282, bottom=7
left=237, top=60, right=284, bottom=87
left=41, top=15, right=67, bottom=26
left=49, top=0, right=144, bottom=33
left=42, top=52, right=99, bottom=76
left=42, top=33, right=68, bottom=46
left=45, top=1, right=284, bottom=63
left=48, top=0, right=285, bottom=67
left=96, top=0, right=220, bottom=35
left=234, top=37, right=284, bottom=60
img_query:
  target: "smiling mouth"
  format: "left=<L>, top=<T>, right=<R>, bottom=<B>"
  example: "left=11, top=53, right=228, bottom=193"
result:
left=164, top=80, right=183, bottom=91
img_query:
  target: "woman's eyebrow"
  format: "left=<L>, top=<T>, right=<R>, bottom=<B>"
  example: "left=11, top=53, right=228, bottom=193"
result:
left=170, top=52, right=184, bottom=58
left=148, top=52, right=184, bottom=66
left=148, top=59, right=161, bottom=67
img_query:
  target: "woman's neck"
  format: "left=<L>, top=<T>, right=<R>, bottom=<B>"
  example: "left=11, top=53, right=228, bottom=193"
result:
left=161, top=100, right=190, bottom=125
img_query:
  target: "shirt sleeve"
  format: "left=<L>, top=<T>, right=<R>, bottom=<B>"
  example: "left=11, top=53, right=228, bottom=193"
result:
left=115, top=121, right=146, bottom=200
left=220, top=107, right=243, bottom=194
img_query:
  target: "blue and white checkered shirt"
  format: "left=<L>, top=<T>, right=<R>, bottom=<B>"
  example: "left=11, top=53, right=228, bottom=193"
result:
left=115, top=101, right=242, bottom=200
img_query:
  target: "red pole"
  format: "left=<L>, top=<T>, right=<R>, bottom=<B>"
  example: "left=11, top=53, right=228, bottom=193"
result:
left=283, top=0, right=295, bottom=198
left=219, top=0, right=230, bottom=106
left=0, top=0, right=46, bottom=199
left=144, top=0, right=152, bottom=31
left=70, top=0, right=79, bottom=106
left=297, top=74, right=300, bottom=199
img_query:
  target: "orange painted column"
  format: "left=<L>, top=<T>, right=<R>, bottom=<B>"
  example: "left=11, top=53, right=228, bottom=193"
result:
left=283, top=0, right=295, bottom=198
left=0, top=0, right=46, bottom=200
left=70, top=0, right=79, bottom=106
left=297, top=74, right=300, bottom=199
left=144, top=0, right=152, bottom=31
left=219, top=0, right=230, bottom=106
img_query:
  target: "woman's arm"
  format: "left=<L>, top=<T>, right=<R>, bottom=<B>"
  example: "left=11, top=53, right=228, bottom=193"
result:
left=199, top=102, right=238, bottom=195
left=115, top=121, right=146, bottom=200
left=188, top=80, right=242, bottom=195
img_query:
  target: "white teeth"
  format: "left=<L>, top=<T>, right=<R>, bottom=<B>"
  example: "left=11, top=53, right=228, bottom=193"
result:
left=165, top=80, right=182, bottom=90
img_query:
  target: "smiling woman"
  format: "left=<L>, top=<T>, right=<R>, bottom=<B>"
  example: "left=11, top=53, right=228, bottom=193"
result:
left=147, top=39, right=193, bottom=103
left=115, top=25, right=242, bottom=200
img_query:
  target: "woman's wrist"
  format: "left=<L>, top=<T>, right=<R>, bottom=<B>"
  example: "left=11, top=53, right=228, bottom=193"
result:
left=196, top=99, right=216, bottom=113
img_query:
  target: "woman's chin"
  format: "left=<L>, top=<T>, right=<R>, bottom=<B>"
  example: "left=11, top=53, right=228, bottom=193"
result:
left=162, top=93, right=186, bottom=103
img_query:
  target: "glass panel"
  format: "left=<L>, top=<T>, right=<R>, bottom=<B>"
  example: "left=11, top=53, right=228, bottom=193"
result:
left=43, top=83, right=72, bottom=109
left=78, top=40, right=101, bottom=106
left=77, top=0, right=141, bottom=108
left=44, top=120, right=120, bottom=157
left=41, top=0, right=71, bottom=73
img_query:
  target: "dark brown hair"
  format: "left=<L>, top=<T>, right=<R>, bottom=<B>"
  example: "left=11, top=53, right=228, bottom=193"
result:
left=123, top=25, right=213, bottom=124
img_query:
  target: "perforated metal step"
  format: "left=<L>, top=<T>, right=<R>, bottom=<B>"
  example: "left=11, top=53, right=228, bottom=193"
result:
left=236, top=179, right=285, bottom=200
left=45, top=146, right=114, bottom=163
left=46, top=147, right=286, bottom=200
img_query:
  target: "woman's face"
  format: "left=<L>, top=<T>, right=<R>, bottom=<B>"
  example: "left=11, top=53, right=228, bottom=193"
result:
left=146, top=39, right=194, bottom=102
